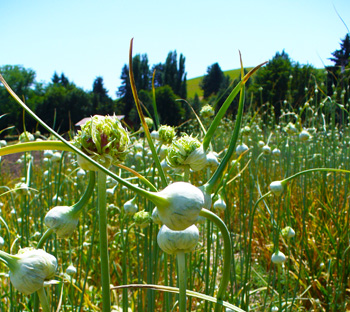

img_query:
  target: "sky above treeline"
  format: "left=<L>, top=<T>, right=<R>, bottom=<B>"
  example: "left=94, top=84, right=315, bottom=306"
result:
left=1, top=0, right=350, bottom=99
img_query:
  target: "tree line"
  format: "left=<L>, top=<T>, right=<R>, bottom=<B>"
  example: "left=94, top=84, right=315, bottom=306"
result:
left=0, top=34, right=349, bottom=136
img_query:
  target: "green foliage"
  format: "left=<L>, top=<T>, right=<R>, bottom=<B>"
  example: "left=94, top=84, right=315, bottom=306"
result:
left=153, top=85, right=185, bottom=126
left=35, top=79, right=93, bottom=132
left=247, top=51, right=323, bottom=121
left=0, top=65, right=38, bottom=133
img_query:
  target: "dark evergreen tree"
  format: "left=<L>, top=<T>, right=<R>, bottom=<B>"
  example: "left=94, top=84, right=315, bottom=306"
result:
left=52, top=72, right=60, bottom=84
left=92, top=76, right=114, bottom=115
left=329, top=34, right=350, bottom=73
left=200, top=63, right=224, bottom=98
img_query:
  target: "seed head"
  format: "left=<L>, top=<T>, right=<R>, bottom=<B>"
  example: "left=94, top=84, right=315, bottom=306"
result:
left=74, top=115, right=130, bottom=169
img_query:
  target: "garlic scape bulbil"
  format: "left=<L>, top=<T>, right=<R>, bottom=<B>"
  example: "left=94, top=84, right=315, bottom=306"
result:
left=0, top=248, right=57, bottom=295
left=73, top=115, right=130, bottom=170
left=44, top=171, right=96, bottom=238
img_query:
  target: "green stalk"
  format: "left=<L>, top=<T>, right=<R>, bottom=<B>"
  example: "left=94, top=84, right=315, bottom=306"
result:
left=177, top=251, right=187, bottom=312
left=129, top=39, right=167, bottom=188
left=202, top=59, right=267, bottom=152
left=281, top=167, right=350, bottom=185
left=98, top=170, right=111, bottom=312
left=199, top=209, right=231, bottom=312
left=205, top=85, right=245, bottom=195
left=71, top=171, right=96, bottom=213
left=37, top=287, right=50, bottom=312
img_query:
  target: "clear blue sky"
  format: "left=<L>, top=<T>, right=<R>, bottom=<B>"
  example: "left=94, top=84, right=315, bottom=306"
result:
left=1, top=0, right=349, bottom=99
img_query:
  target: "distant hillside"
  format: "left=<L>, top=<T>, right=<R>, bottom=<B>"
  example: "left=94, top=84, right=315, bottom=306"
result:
left=186, top=68, right=253, bottom=99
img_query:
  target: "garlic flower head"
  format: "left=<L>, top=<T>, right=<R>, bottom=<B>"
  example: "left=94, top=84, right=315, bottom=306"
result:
left=133, top=210, right=152, bottom=228
left=158, top=125, right=176, bottom=145
left=19, top=131, right=35, bottom=143
left=44, top=206, right=79, bottom=238
left=200, top=104, right=215, bottom=118
left=156, top=182, right=205, bottom=231
left=166, top=134, right=207, bottom=171
left=5, top=248, right=57, bottom=295
left=157, top=224, right=199, bottom=255
left=73, top=114, right=130, bottom=170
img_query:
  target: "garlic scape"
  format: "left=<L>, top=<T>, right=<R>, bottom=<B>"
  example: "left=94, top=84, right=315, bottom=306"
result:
left=44, top=171, right=96, bottom=238
left=0, top=248, right=57, bottom=295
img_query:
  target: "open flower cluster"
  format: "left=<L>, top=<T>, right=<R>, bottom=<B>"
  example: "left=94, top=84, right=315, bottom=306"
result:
left=73, top=115, right=130, bottom=169
left=166, top=134, right=207, bottom=171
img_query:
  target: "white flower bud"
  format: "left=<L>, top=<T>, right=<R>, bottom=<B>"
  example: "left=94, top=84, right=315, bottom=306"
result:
left=236, top=143, right=248, bottom=156
left=156, top=182, right=205, bottom=231
left=0, top=236, right=4, bottom=248
left=123, top=197, right=138, bottom=215
left=269, top=181, right=284, bottom=196
left=44, top=206, right=79, bottom=238
left=150, top=130, right=159, bottom=140
left=262, top=145, right=271, bottom=155
left=66, top=264, right=77, bottom=276
left=271, top=250, right=286, bottom=264
left=213, top=196, right=226, bottom=211
left=282, top=226, right=295, bottom=238
left=272, top=148, right=281, bottom=157
left=299, top=129, right=311, bottom=141
left=157, top=224, right=199, bottom=254
left=0, top=248, right=58, bottom=295
left=206, top=151, right=219, bottom=168
left=258, top=140, right=265, bottom=148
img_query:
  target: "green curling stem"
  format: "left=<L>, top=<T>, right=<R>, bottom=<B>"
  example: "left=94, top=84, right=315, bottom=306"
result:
left=282, top=167, right=350, bottom=184
left=177, top=251, right=187, bottom=312
left=36, top=229, right=54, bottom=249
left=71, top=171, right=96, bottom=213
left=98, top=170, right=111, bottom=312
left=0, top=250, right=17, bottom=271
left=37, top=287, right=50, bottom=312
left=199, top=209, right=231, bottom=312
left=0, top=141, right=74, bottom=157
